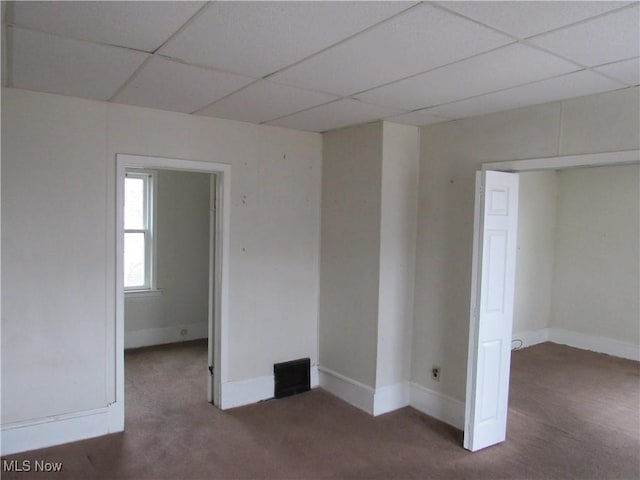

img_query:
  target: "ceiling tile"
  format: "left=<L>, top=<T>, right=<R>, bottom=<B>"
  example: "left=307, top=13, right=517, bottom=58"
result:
left=11, top=27, right=149, bottom=101
left=439, top=1, right=630, bottom=39
left=113, top=56, right=254, bottom=114
left=266, top=99, right=405, bottom=133
left=197, top=81, right=338, bottom=124
left=160, top=2, right=415, bottom=78
left=12, top=1, right=205, bottom=52
left=426, top=71, right=625, bottom=119
left=356, top=44, right=579, bottom=110
left=266, top=3, right=513, bottom=96
left=386, top=110, right=452, bottom=127
left=593, top=57, right=640, bottom=86
left=528, top=4, right=639, bottom=66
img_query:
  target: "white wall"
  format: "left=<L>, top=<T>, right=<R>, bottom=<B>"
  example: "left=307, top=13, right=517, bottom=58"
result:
left=319, top=122, right=383, bottom=388
left=550, top=164, right=639, bottom=344
left=2, top=89, right=108, bottom=424
left=1, top=87, right=321, bottom=426
left=376, top=123, right=419, bottom=388
left=124, top=170, right=211, bottom=348
left=319, top=121, right=419, bottom=415
left=414, top=86, right=640, bottom=402
left=513, top=171, right=558, bottom=335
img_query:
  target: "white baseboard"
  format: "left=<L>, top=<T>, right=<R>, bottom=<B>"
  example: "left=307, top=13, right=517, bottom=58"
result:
left=547, top=328, right=640, bottom=361
left=220, top=375, right=274, bottom=409
left=409, top=383, right=464, bottom=430
left=318, top=367, right=375, bottom=414
left=124, top=322, right=208, bottom=349
left=220, top=365, right=320, bottom=410
left=373, top=382, right=410, bottom=416
left=0, top=402, right=123, bottom=456
left=2, top=360, right=321, bottom=454
left=512, top=328, right=550, bottom=348
left=317, top=367, right=410, bottom=416
left=512, top=327, right=639, bottom=361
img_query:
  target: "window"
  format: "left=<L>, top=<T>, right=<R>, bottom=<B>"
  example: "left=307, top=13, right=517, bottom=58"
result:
left=124, top=171, right=155, bottom=291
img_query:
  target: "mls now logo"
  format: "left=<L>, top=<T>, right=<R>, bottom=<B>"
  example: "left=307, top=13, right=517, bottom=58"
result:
left=2, top=459, right=63, bottom=472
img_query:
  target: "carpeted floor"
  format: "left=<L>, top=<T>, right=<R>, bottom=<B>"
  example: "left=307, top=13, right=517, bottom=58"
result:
left=2, top=341, right=639, bottom=479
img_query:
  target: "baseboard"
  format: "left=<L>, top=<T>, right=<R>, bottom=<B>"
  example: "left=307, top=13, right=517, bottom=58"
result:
left=318, top=367, right=375, bottom=414
left=512, top=328, right=550, bottom=348
left=0, top=402, right=123, bottom=456
left=547, top=328, right=640, bottom=361
left=373, top=382, right=410, bottom=416
left=220, top=365, right=320, bottom=410
left=124, top=322, right=208, bottom=349
left=317, top=368, right=410, bottom=416
left=409, top=383, right=464, bottom=430
left=513, top=327, right=639, bottom=361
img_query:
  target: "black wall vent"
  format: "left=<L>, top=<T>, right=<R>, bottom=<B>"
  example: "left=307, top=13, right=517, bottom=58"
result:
left=274, top=358, right=310, bottom=399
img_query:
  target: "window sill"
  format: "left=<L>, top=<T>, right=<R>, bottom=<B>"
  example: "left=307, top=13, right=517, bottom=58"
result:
left=125, top=289, right=163, bottom=299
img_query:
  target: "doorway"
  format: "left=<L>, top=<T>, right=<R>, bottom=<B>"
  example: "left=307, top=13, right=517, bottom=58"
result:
left=464, top=149, right=640, bottom=451
left=123, top=168, right=212, bottom=417
left=114, top=154, right=231, bottom=430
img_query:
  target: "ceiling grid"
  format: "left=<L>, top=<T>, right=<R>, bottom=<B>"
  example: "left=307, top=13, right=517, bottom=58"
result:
left=1, top=0, right=637, bottom=132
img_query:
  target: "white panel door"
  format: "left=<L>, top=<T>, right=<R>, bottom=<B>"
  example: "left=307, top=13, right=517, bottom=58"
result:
left=464, top=170, right=519, bottom=452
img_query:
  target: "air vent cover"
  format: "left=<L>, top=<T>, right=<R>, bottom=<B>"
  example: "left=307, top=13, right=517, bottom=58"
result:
left=274, top=358, right=310, bottom=399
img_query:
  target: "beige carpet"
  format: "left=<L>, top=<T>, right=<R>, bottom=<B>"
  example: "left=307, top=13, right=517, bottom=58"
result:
left=2, top=341, right=639, bottom=479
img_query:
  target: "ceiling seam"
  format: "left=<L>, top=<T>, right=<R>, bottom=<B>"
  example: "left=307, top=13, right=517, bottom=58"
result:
left=190, top=2, right=425, bottom=115
left=587, top=68, right=634, bottom=87
left=188, top=71, right=352, bottom=116
left=257, top=96, right=414, bottom=127
left=430, top=2, right=520, bottom=42
left=151, top=1, right=211, bottom=55
left=594, top=55, right=640, bottom=68
left=154, top=53, right=257, bottom=80
left=258, top=62, right=622, bottom=127
left=384, top=69, right=600, bottom=118
left=589, top=55, right=640, bottom=87
left=433, top=1, right=637, bottom=43
left=345, top=47, right=592, bottom=112
left=517, top=39, right=594, bottom=71
left=260, top=1, right=424, bottom=80
left=522, top=2, right=639, bottom=40
left=190, top=79, right=262, bottom=115
left=108, top=1, right=213, bottom=102
left=434, top=3, right=592, bottom=74
left=432, top=1, right=639, bottom=73
left=5, top=23, right=153, bottom=55
left=256, top=98, right=345, bottom=125
left=188, top=71, right=345, bottom=116
left=345, top=41, right=519, bottom=99
left=211, top=41, right=530, bottom=122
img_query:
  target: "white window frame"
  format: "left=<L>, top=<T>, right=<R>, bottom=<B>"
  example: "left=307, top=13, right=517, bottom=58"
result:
left=124, top=170, right=157, bottom=293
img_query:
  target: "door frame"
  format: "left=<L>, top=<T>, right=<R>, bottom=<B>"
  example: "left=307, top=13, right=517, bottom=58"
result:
left=114, top=154, right=231, bottom=427
left=464, top=148, right=639, bottom=450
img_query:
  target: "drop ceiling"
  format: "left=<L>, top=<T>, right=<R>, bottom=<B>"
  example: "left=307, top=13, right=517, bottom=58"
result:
left=2, top=1, right=638, bottom=133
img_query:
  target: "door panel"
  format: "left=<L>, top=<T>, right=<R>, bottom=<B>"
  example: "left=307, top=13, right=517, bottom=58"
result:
left=464, top=170, right=519, bottom=452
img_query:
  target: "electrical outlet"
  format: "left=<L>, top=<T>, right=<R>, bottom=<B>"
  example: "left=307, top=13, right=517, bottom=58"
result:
left=431, top=365, right=441, bottom=382
left=180, top=328, right=188, bottom=337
